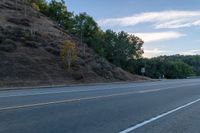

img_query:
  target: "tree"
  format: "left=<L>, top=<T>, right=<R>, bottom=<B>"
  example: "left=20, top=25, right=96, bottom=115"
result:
left=132, top=57, right=195, bottom=79
left=60, top=40, right=77, bottom=71
left=31, top=0, right=49, bottom=14
left=100, top=30, right=144, bottom=68
left=48, top=0, right=74, bottom=30
left=32, top=2, right=40, bottom=11
left=165, top=61, right=194, bottom=79
left=73, top=12, right=99, bottom=56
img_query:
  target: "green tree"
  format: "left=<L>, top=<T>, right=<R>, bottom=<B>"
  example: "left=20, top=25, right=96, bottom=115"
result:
left=73, top=12, right=99, bottom=56
left=165, top=61, right=194, bottom=79
left=48, top=0, right=74, bottom=30
left=133, top=57, right=195, bottom=79
left=102, top=30, right=144, bottom=69
left=31, top=0, right=49, bottom=14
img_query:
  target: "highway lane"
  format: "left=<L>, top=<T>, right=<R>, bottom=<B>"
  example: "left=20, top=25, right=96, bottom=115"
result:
left=0, top=79, right=200, bottom=133
left=0, top=79, right=199, bottom=110
left=133, top=101, right=200, bottom=133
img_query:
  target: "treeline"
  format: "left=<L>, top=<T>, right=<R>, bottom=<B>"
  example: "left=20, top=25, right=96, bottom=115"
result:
left=31, top=0, right=199, bottom=79
left=131, top=55, right=200, bottom=79
left=31, top=0, right=144, bottom=70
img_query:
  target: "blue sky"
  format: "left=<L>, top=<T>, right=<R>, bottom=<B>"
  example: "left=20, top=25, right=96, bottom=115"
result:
left=64, top=0, right=200, bottom=58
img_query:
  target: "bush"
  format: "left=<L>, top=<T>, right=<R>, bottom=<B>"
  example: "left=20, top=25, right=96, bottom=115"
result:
left=60, top=40, right=77, bottom=71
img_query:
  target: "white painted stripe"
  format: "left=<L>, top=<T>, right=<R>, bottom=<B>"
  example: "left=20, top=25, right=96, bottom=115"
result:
left=0, top=82, right=200, bottom=98
left=138, top=89, right=161, bottom=93
left=119, top=98, right=200, bottom=133
left=0, top=89, right=161, bottom=111
left=0, top=83, right=162, bottom=98
left=1, top=81, right=177, bottom=97
left=0, top=83, right=199, bottom=111
left=0, top=84, right=153, bottom=98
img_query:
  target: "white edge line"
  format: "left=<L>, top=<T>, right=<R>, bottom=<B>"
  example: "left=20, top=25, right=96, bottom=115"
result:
left=0, top=82, right=200, bottom=98
left=118, top=98, right=200, bottom=133
left=0, top=84, right=157, bottom=98
left=0, top=82, right=166, bottom=98
left=0, top=91, right=146, bottom=111
left=0, top=83, right=200, bottom=111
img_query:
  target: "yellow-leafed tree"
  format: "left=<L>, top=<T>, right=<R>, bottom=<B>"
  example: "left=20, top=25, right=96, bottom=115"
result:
left=60, top=40, right=77, bottom=71
left=32, top=2, right=40, bottom=11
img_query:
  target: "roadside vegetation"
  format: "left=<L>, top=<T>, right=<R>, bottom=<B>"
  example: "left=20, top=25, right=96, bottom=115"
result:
left=29, top=0, right=200, bottom=79
left=132, top=55, right=196, bottom=79
left=60, top=40, right=77, bottom=71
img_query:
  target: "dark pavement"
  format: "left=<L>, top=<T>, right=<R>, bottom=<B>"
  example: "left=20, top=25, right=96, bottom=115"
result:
left=0, top=79, right=200, bottom=133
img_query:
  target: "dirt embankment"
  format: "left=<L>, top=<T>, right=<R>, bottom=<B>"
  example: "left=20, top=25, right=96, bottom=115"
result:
left=0, top=0, right=149, bottom=87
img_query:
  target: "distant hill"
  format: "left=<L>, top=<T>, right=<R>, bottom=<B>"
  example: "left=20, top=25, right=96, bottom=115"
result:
left=0, top=0, right=149, bottom=87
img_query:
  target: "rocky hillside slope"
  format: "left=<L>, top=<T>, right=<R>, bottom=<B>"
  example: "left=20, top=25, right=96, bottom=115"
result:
left=0, top=0, right=149, bottom=87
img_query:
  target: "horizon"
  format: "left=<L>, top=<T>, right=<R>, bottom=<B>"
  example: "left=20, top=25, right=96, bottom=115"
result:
left=64, top=0, right=200, bottom=58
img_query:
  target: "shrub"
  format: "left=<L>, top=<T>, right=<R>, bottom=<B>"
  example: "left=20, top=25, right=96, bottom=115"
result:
left=60, top=40, right=77, bottom=71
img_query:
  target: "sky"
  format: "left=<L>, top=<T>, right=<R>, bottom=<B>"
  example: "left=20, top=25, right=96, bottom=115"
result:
left=64, top=0, right=200, bottom=58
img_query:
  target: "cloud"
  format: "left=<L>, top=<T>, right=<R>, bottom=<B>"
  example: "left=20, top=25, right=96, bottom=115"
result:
left=145, top=48, right=169, bottom=54
left=143, top=49, right=200, bottom=58
left=143, top=48, right=173, bottom=58
left=130, top=31, right=185, bottom=43
left=155, top=19, right=200, bottom=29
left=181, top=50, right=200, bottom=55
left=98, top=10, right=200, bottom=29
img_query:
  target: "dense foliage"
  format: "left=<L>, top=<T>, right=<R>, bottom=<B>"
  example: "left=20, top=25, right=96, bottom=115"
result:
left=31, top=0, right=200, bottom=79
left=131, top=55, right=200, bottom=79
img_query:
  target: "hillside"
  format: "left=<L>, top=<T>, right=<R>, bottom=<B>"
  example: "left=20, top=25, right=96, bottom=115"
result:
left=0, top=0, right=149, bottom=87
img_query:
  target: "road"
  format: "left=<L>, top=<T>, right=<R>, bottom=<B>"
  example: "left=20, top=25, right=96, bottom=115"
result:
left=0, top=79, right=200, bottom=133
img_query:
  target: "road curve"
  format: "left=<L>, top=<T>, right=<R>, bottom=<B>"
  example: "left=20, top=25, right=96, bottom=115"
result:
left=0, top=79, right=200, bottom=133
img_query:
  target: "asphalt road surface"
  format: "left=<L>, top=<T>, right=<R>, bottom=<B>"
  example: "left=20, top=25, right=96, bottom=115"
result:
left=0, top=79, right=200, bottom=133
